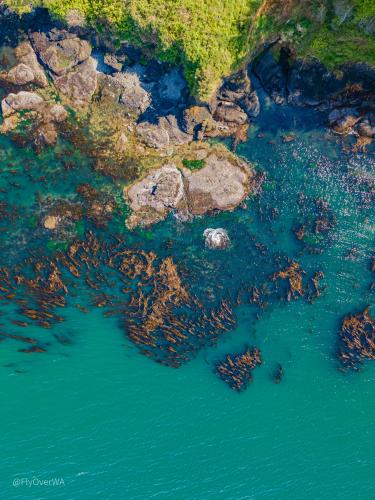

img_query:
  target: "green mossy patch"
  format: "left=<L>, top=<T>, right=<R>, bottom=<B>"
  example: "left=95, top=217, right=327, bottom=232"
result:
left=182, top=158, right=205, bottom=171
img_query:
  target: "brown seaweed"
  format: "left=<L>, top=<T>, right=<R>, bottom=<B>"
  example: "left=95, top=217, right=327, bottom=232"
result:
left=215, top=347, right=262, bottom=392
left=338, top=307, right=375, bottom=370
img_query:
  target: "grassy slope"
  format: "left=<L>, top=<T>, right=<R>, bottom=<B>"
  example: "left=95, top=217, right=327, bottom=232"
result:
left=5, top=0, right=375, bottom=98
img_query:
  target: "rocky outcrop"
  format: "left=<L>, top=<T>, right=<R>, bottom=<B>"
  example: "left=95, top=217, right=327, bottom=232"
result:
left=125, top=152, right=256, bottom=228
left=184, top=154, right=252, bottom=215
left=328, top=107, right=361, bottom=134
left=356, top=114, right=375, bottom=138
left=253, top=49, right=288, bottom=105
left=287, top=58, right=344, bottom=107
left=136, top=115, right=192, bottom=149
left=328, top=107, right=374, bottom=144
left=29, top=28, right=97, bottom=105
left=182, top=106, right=213, bottom=136
left=215, top=68, right=260, bottom=118
left=0, top=89, right=69, bottom=148
left=0, top=41, right=48, bottom=87
left=181, top=69, right=258, bottom=143
left=126, top=164, right=186, bottom=228
left=254, top=44, right=375, bottom=111
left=53, top=57, right=97, bottom=106
left=29, top=29, right=91, bottom=77
left=1, top=91, right=43, bottom=117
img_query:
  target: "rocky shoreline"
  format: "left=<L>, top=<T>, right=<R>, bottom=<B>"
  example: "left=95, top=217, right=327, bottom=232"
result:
left=0, top=5, right=374, bottom=233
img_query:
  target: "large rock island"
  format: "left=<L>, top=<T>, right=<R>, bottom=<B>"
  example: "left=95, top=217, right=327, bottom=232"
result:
left=125, top=151, right=258, bottom=228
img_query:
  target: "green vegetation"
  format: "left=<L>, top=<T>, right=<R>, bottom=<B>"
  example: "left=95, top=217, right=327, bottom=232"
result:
left=182, top=158, right=205, bottom=170
left=5, top=0, right=375, bottom=97
left=7, top=0, right=261, bottom=98
left=249, top=0, right=375, bottom=68
left=306, top=25, right=375, bottom=68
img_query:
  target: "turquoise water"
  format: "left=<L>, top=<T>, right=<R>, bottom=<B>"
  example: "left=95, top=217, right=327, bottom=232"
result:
left=1, top=98, right=375, bottom=499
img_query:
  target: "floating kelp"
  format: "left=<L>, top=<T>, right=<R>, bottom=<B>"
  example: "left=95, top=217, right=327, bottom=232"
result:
left=118, top=251, right=236, bottom=367
left=215, top=347, right=262, bottom=392
left=272, top=260, right=305, bottom=301
left=338, top=307, right=375, bottom=370
left=307, top=271, right=325, bottom=303
left=0, top=231, right=237, bottom=366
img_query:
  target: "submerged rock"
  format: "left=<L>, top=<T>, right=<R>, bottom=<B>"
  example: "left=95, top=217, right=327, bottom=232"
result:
left=43, top=215, right=60, bottom=230
left=203, top=228, right=230, bottom=249
left=34, top=122, right=58, bottom=148
left=338, top=307, right=375, bottom=370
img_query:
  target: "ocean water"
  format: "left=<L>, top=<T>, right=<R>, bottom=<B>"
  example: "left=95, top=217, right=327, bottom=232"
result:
left=1, top=94, right=375, bottom=499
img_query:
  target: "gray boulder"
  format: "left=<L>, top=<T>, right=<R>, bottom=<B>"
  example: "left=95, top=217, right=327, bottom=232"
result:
left=117, top=71, right=151, bottom=115
left=54, top=57, right=97, bottom=105
left=213, top=101, right=248, bottom=125
left=30, top=29, right=91, bottom=77
left=137, top=115, right=192, bottom=149
left=1, top=91, right=43, bottom=117
left=126, top=164, right=186, bottom=228
left=184, top=154, right=252, bottom=215
left=0, top=41, right=48, bottom=87
left=98, top=70, right=151, bottom=116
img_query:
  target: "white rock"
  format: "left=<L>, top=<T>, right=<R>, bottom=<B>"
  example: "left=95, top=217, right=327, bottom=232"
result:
left=203, top=228, right=230, bottom=249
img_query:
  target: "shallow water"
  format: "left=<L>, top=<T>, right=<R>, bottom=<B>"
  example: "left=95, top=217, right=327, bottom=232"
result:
left=1, top=94, right=374, bottom=499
